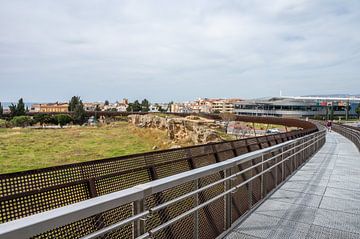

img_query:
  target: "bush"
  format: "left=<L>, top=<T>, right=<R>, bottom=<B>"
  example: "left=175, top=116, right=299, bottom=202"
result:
left=33, top=114, right=55, bottom=125
left=10, top=116, right=32, bottom=127
left=0, top=119, right=9, bottom=128
left=54, top=114, right=73, bottom=127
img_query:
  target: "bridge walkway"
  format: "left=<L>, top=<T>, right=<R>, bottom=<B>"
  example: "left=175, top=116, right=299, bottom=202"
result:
left=223, top=132, right=360, bottom=239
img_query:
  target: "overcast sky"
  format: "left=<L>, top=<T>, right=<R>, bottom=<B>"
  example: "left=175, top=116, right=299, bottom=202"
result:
left=0, top=0, right=360, bottom=102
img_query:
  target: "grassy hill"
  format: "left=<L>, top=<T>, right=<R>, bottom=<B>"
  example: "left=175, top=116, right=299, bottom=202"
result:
left=0, top=122, right=180, bottom=174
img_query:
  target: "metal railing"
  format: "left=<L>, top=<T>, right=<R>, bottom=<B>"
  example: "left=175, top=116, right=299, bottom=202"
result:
left=0, top=130, right=326, bottom=239
left=333, top=124, right=360, bottom=151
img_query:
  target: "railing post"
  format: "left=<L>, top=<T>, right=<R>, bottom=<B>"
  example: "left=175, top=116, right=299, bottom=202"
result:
left=281, top=147, right=284, bottom=181
left=302, top=138, right=305, bottom=163
left=261, top=154, right=264, bottom=199
left=193, top=179, right=199, bottom=239
left=248, top=178, right=253, bottom=210
left=224, top=169, right=232, bottom=230
left=133, top=199, right=145, bottom=238
left=275, top=151, right=278, bottom=187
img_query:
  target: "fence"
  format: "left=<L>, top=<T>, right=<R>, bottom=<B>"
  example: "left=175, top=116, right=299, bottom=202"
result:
left=333, top=124, right=360, bottom=151
left=0, top=129, right=326, bottom=239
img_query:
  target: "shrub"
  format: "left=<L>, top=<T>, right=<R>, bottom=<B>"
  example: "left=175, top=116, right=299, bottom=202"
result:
left=10, top=116, right=32, bottom=127
left=33, top=114, right=55, bottom=125
left=0, top=119, right=9, bottom=128
left=54, top=114, right=73, bottom=127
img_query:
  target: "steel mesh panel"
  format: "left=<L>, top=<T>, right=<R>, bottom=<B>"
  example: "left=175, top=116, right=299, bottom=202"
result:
left=275, top=152, right=283, bottom=185
left=231, top=161, right=252, bottom=222
left=0, top=167, right=83, bottom=197
left=258, top=137, right=270, bottom=148
left=266, top=135, right=277, bottom=146
left=192, top=155, right=217, bottom=168
left=217, top=150, right=236, bottom=162
left=0, top=183, right=90, bottom=223
left=263, top=152, right=277, bottom=195
left=198, top=173, right=225, bottom=238
left=145, top=181, right=195, bottom=239
left=144, top=149, right=188, bottom=165
left=156, top=160, right=191, bottom=178
left=161, top=183, right=195, bottom=239
left=100, top=204, right=134, bottom=239
left=188, top=145, right=213, bottom=157
left=31, top=215, right=97, bottom=239
left=199, top=208, right=217, bottom=239
left=214, top=142, right=233, bottom=152
left=82, top=155, right=147, bottom=178
left=151, top=214, right=194, bottom=239
left=95, top=169, right=151, bottom=196
left=251, top=157, right=262, bottom=205
left=246, top=138, right=261, bottom=151
left=145, top=195, right=168, bottom=239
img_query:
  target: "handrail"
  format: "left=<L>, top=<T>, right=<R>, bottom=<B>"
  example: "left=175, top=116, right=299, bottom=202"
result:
left=333, top=124, right=360, bottom=151
left=0, top=130, right=326, bottom=239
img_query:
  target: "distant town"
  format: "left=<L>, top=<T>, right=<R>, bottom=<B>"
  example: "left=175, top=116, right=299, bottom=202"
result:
left=1, top=95, right=360, bottom=119
left=1, top=96, right=360, bottom=120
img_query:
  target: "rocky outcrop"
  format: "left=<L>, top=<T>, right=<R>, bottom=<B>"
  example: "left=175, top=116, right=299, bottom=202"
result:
left=128, top=114, right=222, bottom=144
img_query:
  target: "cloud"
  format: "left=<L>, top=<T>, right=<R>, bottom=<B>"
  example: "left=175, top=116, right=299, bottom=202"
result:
left=0, top=0, right=359, bottom=102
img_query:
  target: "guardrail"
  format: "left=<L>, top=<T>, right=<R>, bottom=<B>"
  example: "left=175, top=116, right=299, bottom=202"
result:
left=333, top=124, right=360, bottom=151
left=0, top=130, right=326, bottom=239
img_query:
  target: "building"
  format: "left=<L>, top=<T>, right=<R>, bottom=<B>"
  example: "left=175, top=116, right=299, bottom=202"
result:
left=234, top=97, right=360, bottom=119
left=211, top=98, right=242, bottom=113
left=30, top=103, right=69, bottom=113
left=169, top=98, right=243, bottom=114
left=83, top=102, right=104, bottom=111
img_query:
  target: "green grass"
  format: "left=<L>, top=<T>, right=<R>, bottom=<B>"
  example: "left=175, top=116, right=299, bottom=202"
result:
left=0, top=122, right=175, bottom=174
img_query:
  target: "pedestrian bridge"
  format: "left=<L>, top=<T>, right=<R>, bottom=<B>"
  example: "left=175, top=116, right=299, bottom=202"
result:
left=0, top=123, right=359, bottom=239
left=223, top=131, right=360, bottom=239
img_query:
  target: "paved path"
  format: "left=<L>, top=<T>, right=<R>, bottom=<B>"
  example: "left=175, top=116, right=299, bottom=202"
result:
left=224, top=132, right=360, bottom=239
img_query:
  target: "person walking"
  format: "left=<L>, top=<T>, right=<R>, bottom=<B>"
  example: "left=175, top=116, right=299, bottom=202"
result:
left=326, top=120, right=332, bottom=132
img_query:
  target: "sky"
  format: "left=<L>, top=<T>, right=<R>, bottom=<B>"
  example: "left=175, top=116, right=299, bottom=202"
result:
left=0, top=0, right=360, bottom=103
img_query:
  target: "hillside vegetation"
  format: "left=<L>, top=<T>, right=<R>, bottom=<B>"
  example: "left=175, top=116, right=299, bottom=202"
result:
left=0, top=122, right=179, bottom=174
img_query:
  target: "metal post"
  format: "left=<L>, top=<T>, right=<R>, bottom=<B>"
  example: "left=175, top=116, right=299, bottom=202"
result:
left=275, top=151, right=278, bottom=187
left=133, top=199, right=145, bottom=238
left=248, top=164, right=253, bottom=209
left=261, top=154, right=264, bottom=199
left=194, top=179, right=199, bottom=239
left=281, top=147, right=284, bottom=181
left=224, top=169, right=232, bottom=230
left=302, top=138, right=305, bottom=163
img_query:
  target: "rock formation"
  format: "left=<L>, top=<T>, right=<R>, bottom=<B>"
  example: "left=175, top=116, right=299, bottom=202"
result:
left=128, top=114, right=223, bottom=144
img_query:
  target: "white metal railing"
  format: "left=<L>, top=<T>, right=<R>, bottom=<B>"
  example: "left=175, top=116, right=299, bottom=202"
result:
left=0, top=130, right=326, bottom=239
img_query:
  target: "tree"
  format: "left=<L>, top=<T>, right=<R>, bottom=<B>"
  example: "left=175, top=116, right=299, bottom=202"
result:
left=69, top=96, right=86, bottom=124
left=10, top=116, right=32, bottom=127
left=104, top=100, right=109, bottom=106
left=158, top=106, right=167, bottom=113
left=213, top=110, right=220, bottom=114
left=356, top=104, right=360, bottom=119
left=68, top=96, right=81, bottom=111
left=9, top=98, right=26, bottom=117
left=127, top=100, right=142, bottom=112
left=220, top=112, right=237, bottom=132
left=168, top=101, right=174, bottom=112
left=73, top=101, right=86, bottom=124
left=141, top=99, right=150, bottom=112
left=0, top=102, right=3, bottom=116
left=54, top=114, right=72, bottom=127
left=33, top=113, right=54, bottom=125
left=95, top=104, right=101, bottom=111
left=220, top=112, right=237, bottom=122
